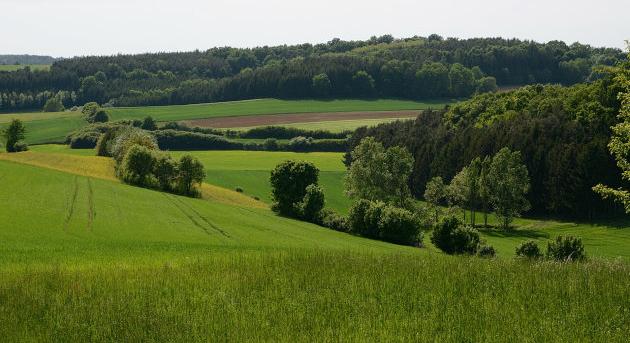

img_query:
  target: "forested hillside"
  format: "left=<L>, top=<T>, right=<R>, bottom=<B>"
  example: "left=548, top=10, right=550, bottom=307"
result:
left=346, top=64, right=627, bottom=219
left=0, top=35, right=624, bottom=111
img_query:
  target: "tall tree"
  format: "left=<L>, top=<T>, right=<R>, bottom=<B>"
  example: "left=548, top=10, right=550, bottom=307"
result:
left=593, top=47, right=630, bottom=211
left=488, top=148, right=531, bottom=229
left=424, top=176, right=447, bottom=223
left=2, top=119, right=26, bottom=152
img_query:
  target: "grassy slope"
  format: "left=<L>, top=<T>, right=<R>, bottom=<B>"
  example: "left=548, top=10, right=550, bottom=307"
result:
left=0, top=158, right=628, bottom=341
left=0, top=64, right=50, bottom=71
left=27, top=145, right=630, bottom=260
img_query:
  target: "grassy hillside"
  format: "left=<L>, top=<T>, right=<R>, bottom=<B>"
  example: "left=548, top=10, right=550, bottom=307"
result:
left=0, top=157, right=628, bottom=341
left=23, top=145, right=630, bottom=260
left=231, top=117, right=414, bottom=132
left=0, top=64, right=51, bottom=72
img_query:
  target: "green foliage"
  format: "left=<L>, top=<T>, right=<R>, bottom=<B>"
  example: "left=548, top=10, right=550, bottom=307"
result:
left=92, top=110, right=110, bottom=123
left=141, top=116, right=158, bottom=131
left=546, top=236, right=587, bottom=262
left=153, top=153, right=178, bottom=191
left=351, top=71, right=376, bottom=97
left=111, top=127, right=158, bottom=165
left=270, top=160, right=319, bottom=217
left=2, top=119, right=26, bottom=152
left=515, top=240, right=543, bottom=259
left=176, top=155, right=206, bottom=196
left=297, top=184, right=326, bottom=222
left=593, top=48, right=630, bottom=211
left=121, top=145, right=156, bottom=186
left=312, top=73, right=332, bottom=97
left=488, top=148, right=531, bottom=229
left=477, top=245, right=496, bottom=258
left=348, top=199, right=421, bottom=246
left=42, top=96, right=65, bottom=112
left=431, top=215, right=480, bottom=255
left=424, top=176, right=447, bottom=223
left=81, top=102, right=100, bottom=119
left=263, top=138, right=278, bottom=151
left=345, top=137, right=414, bottom=207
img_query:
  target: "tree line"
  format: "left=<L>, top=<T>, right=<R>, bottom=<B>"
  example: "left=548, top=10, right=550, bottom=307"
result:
left=346, top=66, right=627, bottom=219
left=0, top=35, right=624, bottom=111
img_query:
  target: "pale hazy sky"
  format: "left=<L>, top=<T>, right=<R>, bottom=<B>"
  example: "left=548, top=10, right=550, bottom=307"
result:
left=2, top=0, right=628, bottom=57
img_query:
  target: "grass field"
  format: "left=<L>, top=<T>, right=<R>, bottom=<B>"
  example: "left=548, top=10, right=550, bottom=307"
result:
left=22, top=145, right=630, bottom=260
left=0, top=64, right=50, bottom=72
left=0, top=153, right=628, bottom=340
left=231, top=117, right=414, bottom=132
left=0, top=98, right=448, bottom=145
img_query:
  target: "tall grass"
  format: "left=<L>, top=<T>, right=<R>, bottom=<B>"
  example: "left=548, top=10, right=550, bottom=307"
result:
left=0, top=251, right=627, bottom=341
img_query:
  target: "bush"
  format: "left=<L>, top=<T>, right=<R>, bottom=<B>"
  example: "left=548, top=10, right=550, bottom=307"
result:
left=515, top=240, right=542, bottom=259
left=263, top=138, right=279, bottom=151
left=153, top=130, right=243, bottom=151
left=297, top=184, right=325, bottom=222
left=111, top=127, right=158, bottom=165
left=320, top=209, right=348, bottom=232
left=43, top=97, right=65, bottom=112
left=377, top=206, right=421, bottom=245
left=69, top=132, right=100, bottom=149
left=546, top=235, right=586, bottom=261
left=92, top=110, right=110, bottom=123
left=141, top=116, right=158, bottom=130
left=284, top=136, right=347, bottom=152
left=239, top=126, right=349, bottom=140
left=235, top=187, right=243, bottom=193
left=431, top=215, right=480, bottom=254
left=12, top=141, right=28, bottom=152
left=120, top=145, right=156, bottom=186
left=348, top=199, right=378, bottom=237
left=270, top=160, right=319, bottom=217
left=477, top=245, right=496, bottom=258
left=153, top=154, right=178, bottom=191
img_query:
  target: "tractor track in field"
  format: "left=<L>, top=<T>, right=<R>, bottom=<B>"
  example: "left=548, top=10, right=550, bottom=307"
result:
left=64, top=176, right=79, bottom=231
left=87, top=178, right=95, bottom=231
left=163, top=193, right=230, bottom=238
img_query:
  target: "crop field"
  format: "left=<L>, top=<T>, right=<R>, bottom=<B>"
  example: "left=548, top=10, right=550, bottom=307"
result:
left=0, top=154, right=628, bottom=341
left=0, top=64, right=50, bottom=71
left=232, top=117, right=414, bottom=132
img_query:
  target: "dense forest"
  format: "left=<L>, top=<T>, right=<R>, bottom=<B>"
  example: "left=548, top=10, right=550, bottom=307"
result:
left=0, top=35, right=624, bottom=111
left=346, top=66, right=626, bottom=219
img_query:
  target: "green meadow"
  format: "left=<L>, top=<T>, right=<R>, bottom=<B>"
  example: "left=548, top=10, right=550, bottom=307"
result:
left=0, top=155, right=628, bottom=341
left=0, top=64, right=50, bottom=72
left=231, top=117, right=414, bottom=132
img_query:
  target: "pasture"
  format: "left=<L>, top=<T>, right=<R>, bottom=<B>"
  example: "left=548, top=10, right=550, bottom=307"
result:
left=0, top=157, right=628, bottom=341
left=0, top=64, right=50, bottom=72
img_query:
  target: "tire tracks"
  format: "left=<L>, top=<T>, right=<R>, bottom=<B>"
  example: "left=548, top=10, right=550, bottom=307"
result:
left=64, top=176, right=79, bottom=232
left=163, top=193, right=230, bottom=238
left=87, top=178, right=95, bottom=231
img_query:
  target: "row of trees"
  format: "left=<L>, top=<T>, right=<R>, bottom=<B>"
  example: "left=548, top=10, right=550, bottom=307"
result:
left=424, top=148, right=530, bottom=230
left=0, top=36, right=623, bottom=110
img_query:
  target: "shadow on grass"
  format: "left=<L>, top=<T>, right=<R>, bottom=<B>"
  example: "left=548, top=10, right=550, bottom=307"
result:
left=479, top=227, right=549, bottom=239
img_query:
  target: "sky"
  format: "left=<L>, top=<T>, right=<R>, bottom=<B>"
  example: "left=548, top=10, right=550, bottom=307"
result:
left=2, top=0, right=628, bottom=57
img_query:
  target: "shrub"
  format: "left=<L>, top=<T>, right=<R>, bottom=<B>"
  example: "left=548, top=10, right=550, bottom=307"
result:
left=92, top=110, right=110, bottom=123
left=141, top=116, right=158, bottom=131
left=176, top=155, right=206, bottom=197
left=270, top=160, right=319, bottom=217
left=348, top=199, right=377, bottom=237
left=284, top=136, right=347, bottom=152
left=431, top=215, right=480, bottom=254
left=2, top=119, right=26, bottom=153
left=478, top=245, right=496, bottom=258
left=153, top=154, right=178, bottom=191
left=515, top=240, right=542, bottom=259
left=239, top=126, right=349, bottom=140
left=12, top=141, right=28, bottom=152
left=297, top=184, right=325, bottom=222
left=42, top=97, right=65, bottom=112
left=546, top=235, right=586, bottom=262
left=153, top=130, right=243, bottom=151
left=120, top=145, right=156, bottom=186
left=263, top=138, right=279, bottom=151
left=111, top=127, right=158, bottom=165
left=377, top=206, right=421, bottom=245
left=235, top=187, right=244, bottom=193
left=69, top=132, right=100, bottom=149
left=320, top=209, right=348, bottom=232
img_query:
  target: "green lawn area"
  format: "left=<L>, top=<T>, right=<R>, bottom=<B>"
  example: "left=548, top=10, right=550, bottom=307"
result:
left=0, top=157, right=628, bottom=341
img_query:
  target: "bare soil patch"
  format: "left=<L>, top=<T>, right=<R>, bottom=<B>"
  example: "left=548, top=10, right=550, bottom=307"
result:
left=183, top=110, right=421, bottom=128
